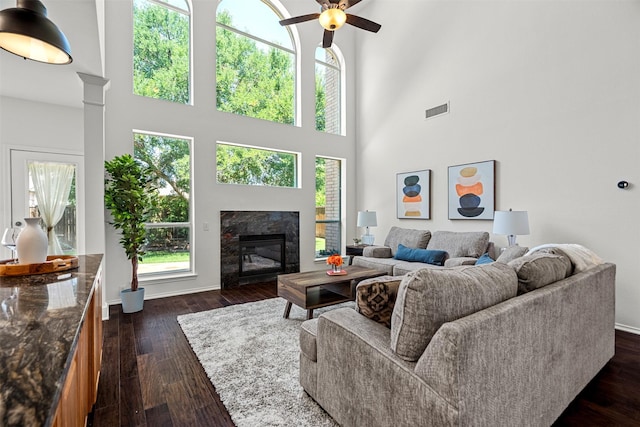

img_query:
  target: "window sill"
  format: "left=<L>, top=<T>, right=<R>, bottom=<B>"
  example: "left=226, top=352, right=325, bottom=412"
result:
left=139, top=271, right=197, bottom=286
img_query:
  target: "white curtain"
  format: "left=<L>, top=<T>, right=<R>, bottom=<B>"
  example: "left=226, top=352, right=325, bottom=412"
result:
left=28, top=162, right=75, bottom=255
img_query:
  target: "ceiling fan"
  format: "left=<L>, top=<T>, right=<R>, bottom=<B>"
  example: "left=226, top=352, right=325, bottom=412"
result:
left=279, top=0, right=381, bottom=48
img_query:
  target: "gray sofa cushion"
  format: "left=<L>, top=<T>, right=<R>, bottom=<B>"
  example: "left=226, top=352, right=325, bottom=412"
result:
left=496, top=245, right=529, bottom=263
left=393, top=260, right=445, bottom=276
left=444, top=257, right=478, bottom=267
left=352, top=256, right=397, bottom=275
left=390, top=262, right=518, bottom=361
left=529, top=246, right=574, bottom=276
left=383, top=226, right=431, bottom=256
left=362, top=245, right=392, bottom=258
left=427, top=231, right=490, bottom=258
left=508, top=252, right=572, bottom=294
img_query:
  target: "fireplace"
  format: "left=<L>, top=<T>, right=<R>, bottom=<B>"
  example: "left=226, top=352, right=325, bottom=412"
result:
left=220, top=211, right=299, bottom=288
left=239, top=234, right=285, bottom=279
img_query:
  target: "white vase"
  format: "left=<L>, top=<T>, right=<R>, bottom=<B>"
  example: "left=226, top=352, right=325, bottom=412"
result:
left=16, top=218, right=48, bottom=265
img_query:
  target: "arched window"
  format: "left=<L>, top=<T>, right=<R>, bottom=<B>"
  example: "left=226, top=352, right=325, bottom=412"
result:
left=216, top=0, right=297, bottom=125
left=315, top=46, right=344, bottom=135
left=133, top=0, right=191, bottom=104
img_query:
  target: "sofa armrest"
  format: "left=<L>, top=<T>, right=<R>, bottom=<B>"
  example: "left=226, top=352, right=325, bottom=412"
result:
left=444, top=257, right=477, bottom=267
left=313, top=308, right=456, bottom=426
left=362, top=245, right=392, bottom=258
left=414, top=263, right=616, bottom=426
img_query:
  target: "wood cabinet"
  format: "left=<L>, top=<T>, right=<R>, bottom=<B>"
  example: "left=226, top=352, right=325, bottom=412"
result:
left=52, top=262, right=103, bottom=427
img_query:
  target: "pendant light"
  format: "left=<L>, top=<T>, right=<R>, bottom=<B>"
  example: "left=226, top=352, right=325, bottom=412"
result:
left=0, top=0, right=72, bottom=64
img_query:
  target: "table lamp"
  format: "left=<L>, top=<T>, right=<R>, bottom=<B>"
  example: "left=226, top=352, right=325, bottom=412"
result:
left=493, top=209, right=529, bottom=246
left=357, top=210, right=377, bottom=245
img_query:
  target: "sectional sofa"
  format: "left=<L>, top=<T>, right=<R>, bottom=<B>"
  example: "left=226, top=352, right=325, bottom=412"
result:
left=352, top=226, right=498, bottom=275
left=300, top=245, right=615, bottom=426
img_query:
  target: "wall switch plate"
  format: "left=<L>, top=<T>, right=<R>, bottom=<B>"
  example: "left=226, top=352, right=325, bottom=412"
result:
left=203, top=222, right=209, bottom=231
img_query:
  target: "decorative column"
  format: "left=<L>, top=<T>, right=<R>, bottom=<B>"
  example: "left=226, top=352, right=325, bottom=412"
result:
left=78, top=72, right=110, bottom=318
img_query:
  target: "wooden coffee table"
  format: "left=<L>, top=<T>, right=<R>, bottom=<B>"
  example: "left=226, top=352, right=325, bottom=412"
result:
left=277, top=266, right=386, bottom=320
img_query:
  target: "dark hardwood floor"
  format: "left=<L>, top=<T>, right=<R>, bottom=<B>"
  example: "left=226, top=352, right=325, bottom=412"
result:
left=90, top=281, right=640, bottom=427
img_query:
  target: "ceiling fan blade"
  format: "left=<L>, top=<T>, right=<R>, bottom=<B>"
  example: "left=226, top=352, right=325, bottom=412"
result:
left=279, top=13, right=320, bottom=26
left=322, top=29, right=335, bottom=48
left=345, top=14, right=381, bottom=33
left=339, top=0, right=363, bottom=10
left=316, top=0, right=332, bottom=9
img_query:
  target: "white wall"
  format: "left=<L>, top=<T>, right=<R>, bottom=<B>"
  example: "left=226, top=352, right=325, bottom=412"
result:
left=103, top=0, right=359, bottom=304
left=0, top=96, right=83, bottom=152
left=355, top=0, right=640, bottom=331
left=0, top=96, right=83, bottom=242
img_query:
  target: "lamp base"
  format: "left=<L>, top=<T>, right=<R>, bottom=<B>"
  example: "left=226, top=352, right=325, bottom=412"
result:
left=361, top=234, right=375, bottom=245
left=507, top=235, right=518, bottom=246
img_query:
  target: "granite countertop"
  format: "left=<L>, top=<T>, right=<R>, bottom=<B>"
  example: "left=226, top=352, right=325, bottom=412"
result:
left=0, top=254, right=103, bottom=427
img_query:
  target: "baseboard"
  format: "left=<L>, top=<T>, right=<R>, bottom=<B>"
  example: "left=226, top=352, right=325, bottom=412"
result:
left=102, top=302, right=109, bottom=321
left=106, top=284, right=220, bottom=307
left=615, top=323, right=640, bottom=335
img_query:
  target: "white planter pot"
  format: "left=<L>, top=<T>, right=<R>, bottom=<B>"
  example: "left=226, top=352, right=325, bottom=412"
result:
left=16, top=218, right=48, bottom=264
left=121, top=287, right=145, bottom=313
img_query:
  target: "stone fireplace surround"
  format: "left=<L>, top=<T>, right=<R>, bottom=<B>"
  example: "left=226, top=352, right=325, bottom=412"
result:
left=220, top=211, right=300, bottom=288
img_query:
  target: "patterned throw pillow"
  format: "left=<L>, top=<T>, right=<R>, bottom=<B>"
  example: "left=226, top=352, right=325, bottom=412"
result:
left=355, top=276, right=402, bottom=328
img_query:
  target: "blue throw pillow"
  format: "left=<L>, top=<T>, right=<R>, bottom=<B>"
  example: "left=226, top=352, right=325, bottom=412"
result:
left=475, top=252, right=494, bottom=265
left=394, top=244, right=448, bottom=266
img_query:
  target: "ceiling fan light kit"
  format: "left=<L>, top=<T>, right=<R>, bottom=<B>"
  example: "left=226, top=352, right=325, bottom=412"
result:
left=319, top=8, right=346, bottom=31
left=0, top=0, right=72, bottom=64
left=280, top=0, right=380, bottom=48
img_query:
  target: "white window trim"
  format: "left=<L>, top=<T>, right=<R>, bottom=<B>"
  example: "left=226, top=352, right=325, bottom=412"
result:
left=216, top=140, right=301, bottom=189
left=215, top=0, right=301, bottom=126
left=315, top=44, right=346, bottom=136
left=133, top=130, right=195, bottom=278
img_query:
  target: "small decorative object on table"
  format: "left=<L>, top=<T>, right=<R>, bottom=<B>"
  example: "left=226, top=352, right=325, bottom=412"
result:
left=326, top=254, right=346, bottom=275
left=16, top=218, right=48, bottom=265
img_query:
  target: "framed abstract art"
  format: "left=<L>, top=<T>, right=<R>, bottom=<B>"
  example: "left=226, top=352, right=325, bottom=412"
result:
left=397, top=169, right=431, bottom=219
left=448, top=160, right=495, bottom=220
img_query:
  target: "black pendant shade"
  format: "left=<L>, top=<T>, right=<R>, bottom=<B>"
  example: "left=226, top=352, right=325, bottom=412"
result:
left=0, top=0, right=72, bottom=64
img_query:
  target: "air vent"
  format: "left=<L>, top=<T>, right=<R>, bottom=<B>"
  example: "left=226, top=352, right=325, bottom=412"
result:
left=425, top=102, right=449, bottom=120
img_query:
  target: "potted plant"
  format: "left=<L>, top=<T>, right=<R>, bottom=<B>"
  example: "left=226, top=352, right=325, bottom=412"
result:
left=104, top=154, right=157, bottom=313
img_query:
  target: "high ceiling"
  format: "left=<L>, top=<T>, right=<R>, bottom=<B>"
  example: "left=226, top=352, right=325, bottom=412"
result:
left=0, top=0, right=104, bottom=108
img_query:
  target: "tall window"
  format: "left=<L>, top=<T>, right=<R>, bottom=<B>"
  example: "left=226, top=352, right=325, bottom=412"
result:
left=216, top=142, right=298, bottom=187
left=216, top=0, right=296, bottom=125
left=315, top=157, right=342, bottom=257
left=133, top=0, right=191, bottom=103
left=315, top=46, right=342, bottom=135
left=134, top=132, right=192, bottom=275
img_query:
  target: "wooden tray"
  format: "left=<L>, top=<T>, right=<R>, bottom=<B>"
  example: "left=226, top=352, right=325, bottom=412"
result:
left=0, top=255, right=79, bottom=277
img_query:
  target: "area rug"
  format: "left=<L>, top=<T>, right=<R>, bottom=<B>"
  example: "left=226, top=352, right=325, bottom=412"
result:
left=177, top=297, right=351, bottom=427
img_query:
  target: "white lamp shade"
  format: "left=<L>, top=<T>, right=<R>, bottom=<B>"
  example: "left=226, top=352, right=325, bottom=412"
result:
left=357, top=211, right=377, bottom=228
left=493, top=210, right=530, bottom=236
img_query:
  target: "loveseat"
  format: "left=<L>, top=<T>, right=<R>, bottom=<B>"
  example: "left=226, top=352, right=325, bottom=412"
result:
left=300, top=245, right=615, bottom=426
left=352, top=226, right=497, bottom=275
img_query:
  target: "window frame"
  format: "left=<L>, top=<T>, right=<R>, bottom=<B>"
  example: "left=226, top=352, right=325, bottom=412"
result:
left=133, top=0, right=193, bottom=104
left=215, top=0, right=301, bottom=126
left=315, top=156, right=344, bottom=259
left=315, top=45, right=346, bottom=135
left=216, top=141, right=301, bottom=188
left=133, top=130, right=195, bottom=280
